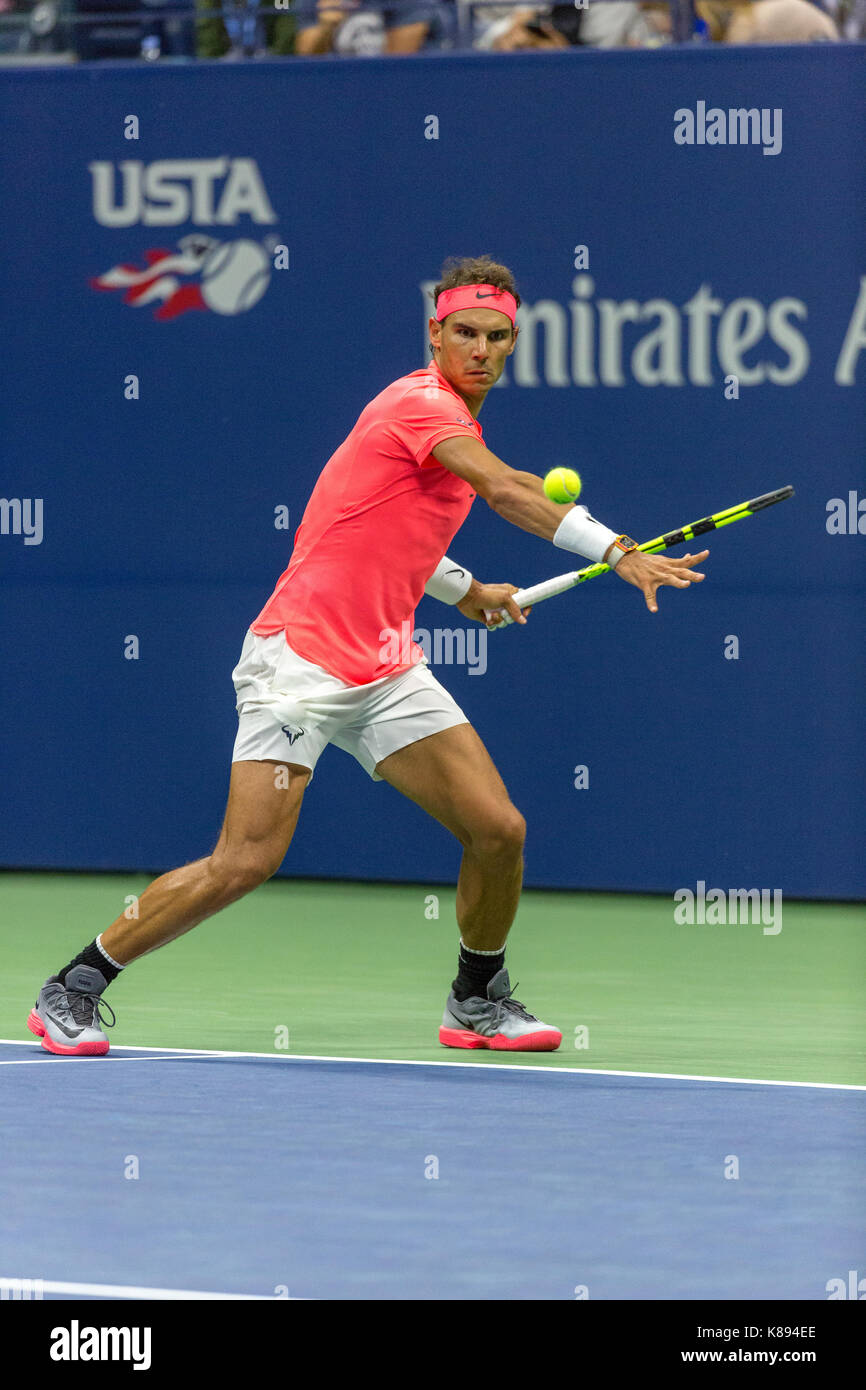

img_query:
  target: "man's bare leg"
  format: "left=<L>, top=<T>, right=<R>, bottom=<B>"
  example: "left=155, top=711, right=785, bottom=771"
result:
left=29, top=760, right=310, bottom=1055
left=376, top=722, right=526, bottom=952
left=97, top=760, right=310, bottom=965
left=377, top=722, right=559, bottom=1048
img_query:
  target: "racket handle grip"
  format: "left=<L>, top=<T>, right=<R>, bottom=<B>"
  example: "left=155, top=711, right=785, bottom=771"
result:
left=484, top=571, right=581, bottom=629
left=512, top=572, right=581, bottom=607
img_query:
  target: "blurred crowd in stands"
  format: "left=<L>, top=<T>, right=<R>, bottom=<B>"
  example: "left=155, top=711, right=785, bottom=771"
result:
left=288, top=0, right=853, bottom=51
left=0, top=0, right=862, bottom=61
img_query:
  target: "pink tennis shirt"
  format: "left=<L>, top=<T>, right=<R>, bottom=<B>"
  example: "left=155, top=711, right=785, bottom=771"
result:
left=251, top=360, right=483, bottom=685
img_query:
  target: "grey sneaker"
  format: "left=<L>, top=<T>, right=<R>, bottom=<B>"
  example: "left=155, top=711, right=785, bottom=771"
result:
left=439, top=968, right=562, bottom=1052
left=27, top=965, right=115, bottom=1056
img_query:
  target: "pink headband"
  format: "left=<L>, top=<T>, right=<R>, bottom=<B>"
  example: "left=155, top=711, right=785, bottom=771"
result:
left=435, top=283, right=517, bottom=326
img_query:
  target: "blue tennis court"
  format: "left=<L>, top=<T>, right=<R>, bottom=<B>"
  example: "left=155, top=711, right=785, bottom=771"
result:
left=2, top=1041, right=863, bottom=1301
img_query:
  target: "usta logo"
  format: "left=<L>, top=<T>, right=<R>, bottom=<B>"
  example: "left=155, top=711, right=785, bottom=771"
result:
left=90, top=158, right=277, bottom=228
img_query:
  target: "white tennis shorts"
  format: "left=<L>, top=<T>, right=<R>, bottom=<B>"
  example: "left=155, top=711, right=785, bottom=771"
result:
left=231, top=629, right=469, bottom=781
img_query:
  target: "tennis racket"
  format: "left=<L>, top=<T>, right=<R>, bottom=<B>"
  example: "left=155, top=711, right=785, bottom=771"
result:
left=486, top=485, right=794, bottom=626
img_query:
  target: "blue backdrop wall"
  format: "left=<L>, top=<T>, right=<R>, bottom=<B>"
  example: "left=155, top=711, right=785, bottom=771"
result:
left=1, top=47, right=864, bottom=898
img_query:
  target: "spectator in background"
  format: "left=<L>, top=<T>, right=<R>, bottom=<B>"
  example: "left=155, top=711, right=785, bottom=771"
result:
left=0, top=0, right=19, bottom=58
left=474, top=6, right=566, bottom=47
left=296, top=0, right=446, bottom=53
left=474, top=3, right=655, bottom=48
left=575, top=2, right=654, bottom=44
left=830, top=0, right=866, bottom=38
left=725, top=0, right=839, bottom=38
left=196, top=0, right=296, bottom=57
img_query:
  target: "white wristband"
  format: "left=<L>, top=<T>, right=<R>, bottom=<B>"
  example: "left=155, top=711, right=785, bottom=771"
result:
left=424, top=556, right=473, bottom=604
left=552, top=505, right=620, bottom=566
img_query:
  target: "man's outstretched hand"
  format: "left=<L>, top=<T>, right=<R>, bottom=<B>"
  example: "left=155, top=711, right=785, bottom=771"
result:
left=457, top=580, right=530, bottom=627
left=613, top=548, right=709, bottom=613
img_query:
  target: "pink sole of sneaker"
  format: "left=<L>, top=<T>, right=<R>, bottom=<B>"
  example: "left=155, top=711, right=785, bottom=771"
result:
left=27, top=1009, right=109, bottom=1057
left=439, top=1025, right=562, bottom=1052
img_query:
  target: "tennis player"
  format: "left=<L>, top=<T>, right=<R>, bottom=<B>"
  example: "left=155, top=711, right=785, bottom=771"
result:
left=28, top=255, right=708, bottom=1057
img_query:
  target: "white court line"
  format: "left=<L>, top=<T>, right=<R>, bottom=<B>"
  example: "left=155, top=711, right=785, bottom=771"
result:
left=0, top=1277, right=291, bottom=1301
left=0, top=1039, right=224, bottom=1054
left=0, top=1055, right=236, bottom=1066
left=1, top=1038, right=863, bottom=1090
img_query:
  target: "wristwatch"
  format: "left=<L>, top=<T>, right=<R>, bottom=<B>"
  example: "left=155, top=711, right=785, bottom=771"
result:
left=608, top=534, right=639, bottom=568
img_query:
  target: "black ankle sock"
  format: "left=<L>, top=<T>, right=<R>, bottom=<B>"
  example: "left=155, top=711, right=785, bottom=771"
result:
left=452, top=942, right=505, bottom=1003
left=58, top=938, right=122, bottom=988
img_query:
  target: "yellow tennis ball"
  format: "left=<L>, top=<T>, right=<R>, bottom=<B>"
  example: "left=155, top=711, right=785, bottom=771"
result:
left=543, top=467, right=582, bottom=503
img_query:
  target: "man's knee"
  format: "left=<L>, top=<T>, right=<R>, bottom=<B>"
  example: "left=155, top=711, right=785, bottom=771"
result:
left=209, top=845, right=285, bottom=900
left=469, top=805, right=526, bottom=862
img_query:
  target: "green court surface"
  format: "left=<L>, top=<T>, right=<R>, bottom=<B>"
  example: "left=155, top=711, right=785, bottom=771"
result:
left=1, top=872, right=863, bottom=1085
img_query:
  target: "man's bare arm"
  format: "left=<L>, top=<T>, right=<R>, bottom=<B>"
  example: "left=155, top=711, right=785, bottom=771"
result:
left=431, top=434, right=709, bottom=614
left=432, top=436, right=572, bottom=542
